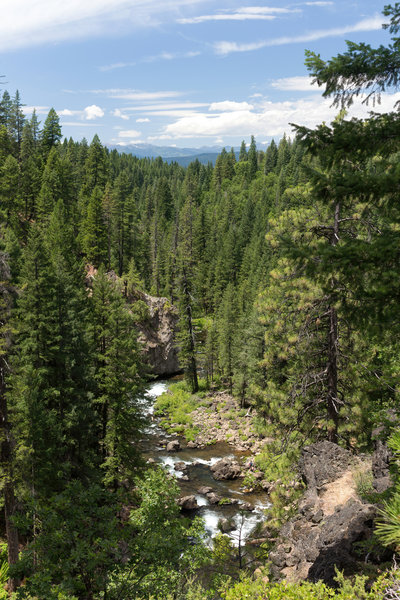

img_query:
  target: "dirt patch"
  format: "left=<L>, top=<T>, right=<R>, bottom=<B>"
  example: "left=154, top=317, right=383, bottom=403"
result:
left=319, top=458, right=371, bottom=516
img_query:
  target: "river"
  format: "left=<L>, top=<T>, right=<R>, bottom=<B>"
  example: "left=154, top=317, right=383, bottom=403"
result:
left=140, top=380, right=270, bottom=546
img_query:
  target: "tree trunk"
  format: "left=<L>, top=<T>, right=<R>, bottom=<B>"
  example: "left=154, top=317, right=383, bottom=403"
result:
left=326, top=201, right=340, bottom=443
left=0, top=365, right=20, bottom=591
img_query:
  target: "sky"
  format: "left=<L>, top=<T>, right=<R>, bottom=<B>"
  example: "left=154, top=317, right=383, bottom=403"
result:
left=0, top=0, right=396, bottom=149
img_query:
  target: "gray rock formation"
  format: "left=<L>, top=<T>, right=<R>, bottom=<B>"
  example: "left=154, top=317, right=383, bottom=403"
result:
left=270, top=442, right=377, bottom=585
left=178, top=495, right=198, bottom=510
left=210, top=458, right=242, bottom=481
left=166, top=440, right=180, bottom=452
left=133, top=290, right=181, bottom=376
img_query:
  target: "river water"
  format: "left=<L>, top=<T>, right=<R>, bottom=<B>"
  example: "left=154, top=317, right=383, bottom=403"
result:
left=140, top=380, right=270, bottom=546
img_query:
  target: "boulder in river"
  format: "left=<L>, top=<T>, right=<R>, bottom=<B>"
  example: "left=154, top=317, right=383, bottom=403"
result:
left=178, top=495, right=198, bottom=510
left=219, top=517, right=236, bottom=533
left=207, top=492, right=222, bottom=505
left=174, top=461, right=187, bottom=471
left=166, top=440, right=180, bottom=452
left=211, top=458, right=242, bottom=480
left=198, top=486, right=213, bottom=495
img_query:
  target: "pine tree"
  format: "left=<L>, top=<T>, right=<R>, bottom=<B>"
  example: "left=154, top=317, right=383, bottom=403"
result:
left=40, top=108, right=61, bottom=159
left=11, top=205, right=97, bottom=499
left=91, top=266, right=144, bottom=487
left=247, top=135, right=258, bottom=181
left=238, top=140, right=247, bottom=162
left=81, top=186, right=108, bottom=267
left=217, top=283, right=237, bottom=395
left=0, top=251, right=20, bottom=591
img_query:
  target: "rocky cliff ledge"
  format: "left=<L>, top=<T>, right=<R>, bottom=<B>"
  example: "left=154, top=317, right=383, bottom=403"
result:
left=269, top=442, right=378, bottom=585
left=86, top=266, right=181, bottom=377
left=133, top=290, right=181, bottom=377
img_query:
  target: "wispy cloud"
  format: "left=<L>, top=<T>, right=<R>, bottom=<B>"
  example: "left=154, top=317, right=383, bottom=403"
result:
left=24, top=106, right=50, bottom=115
left=136, top=117, right=150, bottom=122
left=0, top=0, right=206, bottom=52
left=112, top=109, right=130, bottom=120
left=214, top=15, right=382, bottom=55
left=118, top=129, right=142, bottom=138
left=99, top=50, right=200, bottom=72
left=271, top=76, right=319, bottom=91
left=178, top=6, right=298, bottom=24
left=62, top=122, right=104, bottom=127
left=119, top=102, right=209, bottom=111
left=302, top=2, right=334, bottom=6
left=91, top=89, right=184, bottom=101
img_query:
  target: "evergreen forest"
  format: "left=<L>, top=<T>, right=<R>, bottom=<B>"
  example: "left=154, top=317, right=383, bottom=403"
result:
left=1, top=4, right=400, bottom=599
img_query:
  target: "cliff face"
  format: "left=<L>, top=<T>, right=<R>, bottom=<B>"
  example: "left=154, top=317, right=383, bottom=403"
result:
left=86, top=267, right=181, bottom=377
left=133, top=291, right=181, bottom=377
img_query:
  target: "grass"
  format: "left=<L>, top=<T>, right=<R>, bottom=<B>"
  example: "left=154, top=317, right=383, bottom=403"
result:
left=154, top=380, right=210, bottom=441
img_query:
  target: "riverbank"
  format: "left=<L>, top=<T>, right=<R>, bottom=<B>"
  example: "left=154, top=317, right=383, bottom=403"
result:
left=154, top=380, right=271, bottom=454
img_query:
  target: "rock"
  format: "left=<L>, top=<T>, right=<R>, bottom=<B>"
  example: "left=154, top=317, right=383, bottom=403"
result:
left=146, top=457, right=155, bottom=464
left=187, top=441, right=198, bottom=449
left=219, top=497, right=239, bottom=505
left=211, top=458, right=242, bottom=480
left=134, top=290, right=181, bottom=376
left=180, top=475, right=190, bottom=481
left=198, top=486, right=213, bottom=495
left=240, top=502, right=254, bottom=511
left=299, top=441, right=352, bottom=490
left=261, top=480, right=272, bottom=492
left=372, top=439, right=392, bottom=493
left=166, top=440, right=180, bottom=452
left=207, top=492, right=222, bottom=505
left=219, top=518, right=235, bottom=533
left=271, top=442, right=378, bottom=585
left=178, top=495, right=198, bottom=510
left=174, top=461, right=187, bottom=471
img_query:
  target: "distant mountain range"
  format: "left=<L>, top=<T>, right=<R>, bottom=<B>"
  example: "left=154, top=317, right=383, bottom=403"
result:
left=108, top=143, right=233, bottom=166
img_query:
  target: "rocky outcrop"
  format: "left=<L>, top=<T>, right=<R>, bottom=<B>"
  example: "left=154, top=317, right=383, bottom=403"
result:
left=270, top=442, right=376, bottom=585
left=85, top=267, right=180, bottom=377
left=178, top=495, right=198, bottom=510
left=134, top=291, right=181, bottom=377
left=166, top=440, right=180, bottom=452
left=211, top=458, right=242, bottom=481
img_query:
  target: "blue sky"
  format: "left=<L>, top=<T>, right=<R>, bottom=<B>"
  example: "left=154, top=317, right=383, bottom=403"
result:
left=0, top=1, right=395, bottom=148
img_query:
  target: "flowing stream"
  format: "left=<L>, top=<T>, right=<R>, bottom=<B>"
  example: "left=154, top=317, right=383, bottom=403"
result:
left=140, top=380, right=270, bottom=546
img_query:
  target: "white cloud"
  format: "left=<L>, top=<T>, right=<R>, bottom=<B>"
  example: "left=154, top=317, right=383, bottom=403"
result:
left=118, top=129, right=142, bottom=138
left=271, top=76, right=320, bottom=91
left=214, top=15, right=383, bottom=55
left=0, top=0, right=206, bottom=52
left=178, top=6, right=298, bottom=24
left=58, top=108, right=80, bottom=117
left=112, top=108, right=130, bottom=120
left=58, top=105, right=104, bottom=120
left=162, top=92, right=400, bottom=140
left=303, top=2, right=334, bottom=5
left=136, top=117, right=150, bottom=122
left=209, top=101, right=254, bottom=111
left=83, top=105, right=104, bottom=120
